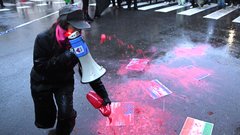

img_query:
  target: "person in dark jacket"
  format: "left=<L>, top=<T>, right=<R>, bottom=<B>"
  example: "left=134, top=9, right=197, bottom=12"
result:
left=30, top=4, right=111, bottom=135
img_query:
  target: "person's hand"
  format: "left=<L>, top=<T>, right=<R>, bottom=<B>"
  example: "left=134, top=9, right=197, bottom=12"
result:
left=102, top=97, right=111, bottom=106
left=64, top=50, right=75, bottom=58
left=63, top=50, right=76, bottom=61
left=58, top=50, right=77, bottom=64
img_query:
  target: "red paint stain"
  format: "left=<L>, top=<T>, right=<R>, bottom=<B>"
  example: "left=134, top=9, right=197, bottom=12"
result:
left=146, top=64, right=213, bottom=91
left=208, top=111, right=214, bottom=115
left=174, top=45, right=208, bottom=58
left=100, top=34, right=106, bottom=44
left=117, top=63, right=213, bottom=92
left=109, top=80, right=150, bottom=101
left=136, top=49, right=146, bottom=58
left=98, top=34, right=153, bottom=59
left=94, top=102, right=176, bottom=135
left=116, top=64, right=128, bottom=76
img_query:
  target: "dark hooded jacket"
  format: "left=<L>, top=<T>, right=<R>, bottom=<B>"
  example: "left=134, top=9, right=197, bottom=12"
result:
left=30, top=28, right=78, bottom=85
left=30, top=26, right=109, bottom=100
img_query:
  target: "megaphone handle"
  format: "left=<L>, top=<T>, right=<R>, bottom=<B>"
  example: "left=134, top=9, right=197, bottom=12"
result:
left=89, top=79, right=109, bottom=99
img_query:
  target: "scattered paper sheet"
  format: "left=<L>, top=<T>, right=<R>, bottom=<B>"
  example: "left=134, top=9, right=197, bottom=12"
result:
left=126, top=58, right=149, bottom=71
left=180, top=117, right=214, bottom=135
left=106, top=102, right=134, bottom=126
left=144, top=79, right=172, bottom=99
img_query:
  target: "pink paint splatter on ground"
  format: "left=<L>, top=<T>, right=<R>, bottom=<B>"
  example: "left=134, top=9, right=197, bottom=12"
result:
left=117, top=64, right=128, bottom=76
left=127, top=44, right=135, bottom=52
left=146, top=64, right=213, bottom=91
left=108, top=80, right=151, bottom=102
left=100, top=34, right=107, bottom=44
left=136, top=49, right=146, bottom=58
left=90, top=80, right=178, bottom=134
left=117, top=63, right=213, bottom=92
left=94, top=103, right=176, bottom=135
left=174, top=45, right=208, bottom=58
left=98, top=34, right=150, bottom=58
left=106, top=102, right=135, bottom=126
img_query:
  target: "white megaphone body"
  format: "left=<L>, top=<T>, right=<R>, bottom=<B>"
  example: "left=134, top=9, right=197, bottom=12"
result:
left=68, top=31, right=106, bottom=83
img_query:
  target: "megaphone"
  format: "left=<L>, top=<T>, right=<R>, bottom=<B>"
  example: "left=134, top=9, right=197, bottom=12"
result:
left=68, top=31, right=106, bottom=83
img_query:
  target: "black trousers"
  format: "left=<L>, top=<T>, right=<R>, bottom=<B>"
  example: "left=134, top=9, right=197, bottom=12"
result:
left=0, top=0, right=4, bottom=7
left=127, top=0, right=137, bottom=8
left=31, top=80, right=76, bottom=135
left=112, top=0, right=122, bottom=7
left=82, top=0, right=89, bottom=12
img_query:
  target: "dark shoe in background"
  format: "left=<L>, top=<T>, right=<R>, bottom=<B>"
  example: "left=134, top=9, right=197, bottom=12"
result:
left=118, top=5, right=123, bottom=9
left=84, top=13, right=94, bottom=22
left=94, top=14, right=101, bottom=19
left=133, top=6, right=138, bottom=10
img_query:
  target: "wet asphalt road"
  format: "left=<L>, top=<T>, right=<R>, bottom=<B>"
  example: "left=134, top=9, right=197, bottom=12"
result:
left=0, top=0, right=240, bottom=135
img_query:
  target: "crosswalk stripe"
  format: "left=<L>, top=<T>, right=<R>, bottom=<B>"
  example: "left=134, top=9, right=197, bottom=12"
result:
left=109, top=1, right=127, bottom=7
left=36, top=3, right=48, bottom=6
left=203, top=6, right=238, bottom=19
left=90, top=2, right=127, bottom=7
left=123, top=2, right=149, bottom=8
left=22, top=1, right=34, bottom=4
left=155, top=3, right=191, bottom=12
left=89, top=3, right=96, bottom=6
left=138, top=2, right=169, bottom=11
left=233, top=16, right=240, bottom=23
left=53, top=1, right=65, bottom=4
left=0, top=8, right=11, bottom=12
left=17, top=6, right=31, bottom=9
left=178, top=3, right=217, bottom=16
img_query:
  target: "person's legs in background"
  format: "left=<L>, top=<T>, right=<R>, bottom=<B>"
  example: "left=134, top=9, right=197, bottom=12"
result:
left=133, top=0, right=137, bottom=9
left=117, top=0, right=122, bottom=8
left=82, top=0, right=94, bottom=22
left=127, top=0, right=132, bottom=9
left=191, top=0, right=197, bottom=7
left=0, top=0, right=5, bottom=8
left=94, top=5, right=101, bottom=18
left=112, top=0, right=116, bottom=6
left=127, top=0, right=137, bottom=9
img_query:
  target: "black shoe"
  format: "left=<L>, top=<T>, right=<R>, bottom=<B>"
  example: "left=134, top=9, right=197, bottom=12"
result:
left=118, top=5, right=123, bottom=9
left=192, top=4, right=198, bottom=7
left=94, top=14, right=101, bottom=19
left=84, top=14, right=94, bottom=22
left=133, top=6, right=138, bottom=10
left=1, top=5, right=5, bottom=8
